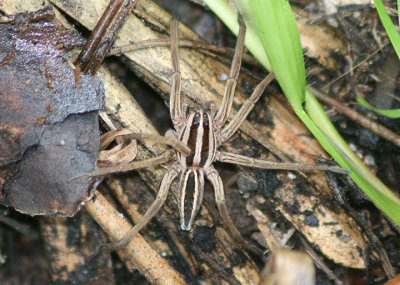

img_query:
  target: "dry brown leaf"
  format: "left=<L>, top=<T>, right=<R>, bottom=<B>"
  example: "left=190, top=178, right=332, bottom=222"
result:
left=97, top=129, right=138, bottom=167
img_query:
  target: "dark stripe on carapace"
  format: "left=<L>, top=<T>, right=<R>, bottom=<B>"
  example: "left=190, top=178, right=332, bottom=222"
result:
left=185, top=112, right=210, bottom=167
left=185, top=113, right=200, bottom=166
left=201, top=113, right=209, bottom=165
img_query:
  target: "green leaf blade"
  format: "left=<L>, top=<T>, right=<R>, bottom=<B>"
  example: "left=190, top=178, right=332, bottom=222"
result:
left=249, top=0, right=305, bottom=109
left=374, top=0, right=400, bottom=61
left=357, top=97, right=400, bottom=118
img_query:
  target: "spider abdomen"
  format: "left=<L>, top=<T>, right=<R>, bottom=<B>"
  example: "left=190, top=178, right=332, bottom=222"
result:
left=178, top=168, right=205, bottom=230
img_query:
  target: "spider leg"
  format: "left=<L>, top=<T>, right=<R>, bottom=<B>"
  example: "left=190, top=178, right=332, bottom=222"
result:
left=169, top=18, right=186, bottom=128
left=218, top=73, right=274, bottom=143
left=95, top=162, right=180, bottom=253
left=206, top=166, right=265, bottom=257
left=71, top=150, right=174, bottom=181
left=205, top=166, right=244, bottom=243
left=216, top=151, right=349, bottom=174
left=99, top=128, right=190, bottom=156
left=214, top=22, right=246, bottom=129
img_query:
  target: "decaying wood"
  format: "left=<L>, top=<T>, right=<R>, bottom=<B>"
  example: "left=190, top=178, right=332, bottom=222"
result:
left=40, top=215, right=115, bottom=283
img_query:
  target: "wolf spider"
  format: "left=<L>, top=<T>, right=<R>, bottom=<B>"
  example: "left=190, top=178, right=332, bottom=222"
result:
left=83, top=19, right=346, bottom=250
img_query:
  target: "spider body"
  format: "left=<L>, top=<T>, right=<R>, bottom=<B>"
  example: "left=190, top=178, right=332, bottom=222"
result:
left=176, top=110, right=215, bottom=230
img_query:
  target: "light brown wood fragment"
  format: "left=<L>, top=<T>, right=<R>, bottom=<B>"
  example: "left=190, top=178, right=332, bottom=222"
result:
left=41, top=217, right=85, bottom=282
left=40, top=216, right=115, bottom=283
left=293, top=6, right=346, bottom=71
left=85, top=191, right=186, bottom=285
left=384, top=274, right=400, bottom=285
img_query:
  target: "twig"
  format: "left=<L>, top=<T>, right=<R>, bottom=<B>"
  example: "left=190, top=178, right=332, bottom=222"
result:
left=311, top=87, right=400, bottom=148
left=74, top=0, right=138, bottom=74
left=109, top=38, right=259, bottom=66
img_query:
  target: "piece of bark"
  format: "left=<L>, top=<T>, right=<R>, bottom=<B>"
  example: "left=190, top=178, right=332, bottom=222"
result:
left=0, top=7, right=104, bottom=216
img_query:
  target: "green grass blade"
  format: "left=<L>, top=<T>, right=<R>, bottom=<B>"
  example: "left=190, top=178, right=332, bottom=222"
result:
left=247, top=0, right=306, bottom=109
left=202, top=0, right=271, bottom=71
left=357, top=97, right=400, bottom=118
left=374, top=0, right=400, bottom=60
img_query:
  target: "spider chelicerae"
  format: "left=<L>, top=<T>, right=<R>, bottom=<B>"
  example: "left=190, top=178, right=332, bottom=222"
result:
left=80, top=19, right=346, bottom=250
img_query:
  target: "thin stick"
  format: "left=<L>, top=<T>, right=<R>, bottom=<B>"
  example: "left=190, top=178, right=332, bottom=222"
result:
left=75, top=0, right=124, bottom=73
left=75, top=0, right=138, bottom=74
left=108, top=38, right=258, bottom=66
left=311, top=87, right=400, bottom=148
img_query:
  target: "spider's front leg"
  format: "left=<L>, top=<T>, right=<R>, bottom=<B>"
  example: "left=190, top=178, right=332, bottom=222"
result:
left=169, top=18, right=187, bottom=131
left=213, top=22, right=246, bottom=131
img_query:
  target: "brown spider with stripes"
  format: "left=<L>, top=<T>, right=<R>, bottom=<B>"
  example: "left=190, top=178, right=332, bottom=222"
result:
left=81, top=19, right=346, bottom=250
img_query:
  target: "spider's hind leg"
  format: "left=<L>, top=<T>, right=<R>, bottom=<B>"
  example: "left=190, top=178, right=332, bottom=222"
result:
left=87, top=162, right=180, bottom=259
left=205, top=166, right=265, bottom=258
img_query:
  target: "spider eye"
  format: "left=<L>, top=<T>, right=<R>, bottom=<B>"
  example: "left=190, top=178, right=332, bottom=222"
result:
left=193, top=112, right=201, bottom=125
left=203, top=113, right=209, bottom=126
